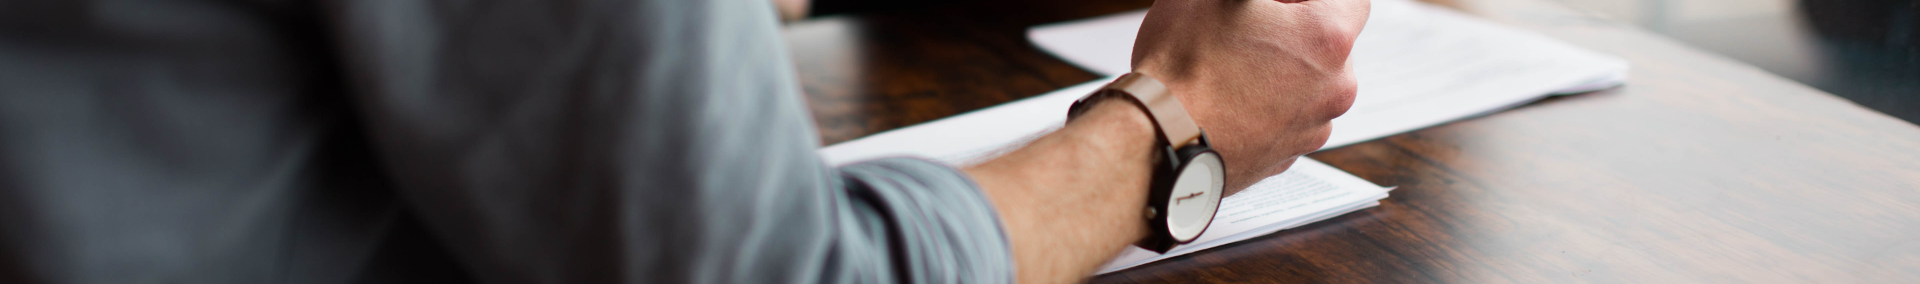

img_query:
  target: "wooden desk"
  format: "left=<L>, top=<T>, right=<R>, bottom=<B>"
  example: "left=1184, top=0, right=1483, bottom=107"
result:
left=784, top=0, right=1920, bottom=282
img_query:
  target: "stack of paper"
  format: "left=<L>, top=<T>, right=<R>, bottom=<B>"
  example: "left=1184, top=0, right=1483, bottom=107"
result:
left=818, top=0, right=1627, bottom=274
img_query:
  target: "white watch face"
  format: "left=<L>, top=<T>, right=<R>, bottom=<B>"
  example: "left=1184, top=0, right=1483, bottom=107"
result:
left=1165, top=152, right=1225, bottom=241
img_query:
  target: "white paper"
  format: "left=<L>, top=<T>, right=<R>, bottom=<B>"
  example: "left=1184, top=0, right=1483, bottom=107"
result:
left=817, top=80, right=1391, bottom=275
left=819, top=79, right=1101, bottom=166
left=1028, top=0, right=1630, bottom=149
left=1094, top=157, right=1390, bottom=273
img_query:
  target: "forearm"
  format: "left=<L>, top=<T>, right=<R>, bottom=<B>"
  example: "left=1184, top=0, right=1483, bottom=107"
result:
left=964, top=99, right=1158, bottom=283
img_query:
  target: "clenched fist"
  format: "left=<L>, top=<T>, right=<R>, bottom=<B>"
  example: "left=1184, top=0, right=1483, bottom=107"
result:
left=1132, top=0, right=1371, bottom=194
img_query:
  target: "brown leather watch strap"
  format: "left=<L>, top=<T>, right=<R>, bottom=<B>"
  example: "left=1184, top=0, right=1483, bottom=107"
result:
left=1100, top=73, right=1203, bottom=148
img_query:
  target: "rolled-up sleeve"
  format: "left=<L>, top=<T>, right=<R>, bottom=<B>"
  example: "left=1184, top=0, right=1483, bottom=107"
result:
left=836, top=158, right=1015, bottom=283
left=322, top=0, right=1013, bottom=282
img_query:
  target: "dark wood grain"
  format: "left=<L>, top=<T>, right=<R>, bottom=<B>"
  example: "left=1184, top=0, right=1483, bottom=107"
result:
left=784, top=0, right=1154, bottom=145
left=783, top=0, right=1920, bottom=283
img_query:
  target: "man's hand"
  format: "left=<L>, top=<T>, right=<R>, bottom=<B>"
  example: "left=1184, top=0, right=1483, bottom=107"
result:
left=1133, top=0, right=1371, bottom=194
left=966, top=1, right=1371, bottom=283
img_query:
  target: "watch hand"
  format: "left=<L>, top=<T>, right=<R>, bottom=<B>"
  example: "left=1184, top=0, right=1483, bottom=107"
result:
left=1174, top=191, right=1206, bottom=204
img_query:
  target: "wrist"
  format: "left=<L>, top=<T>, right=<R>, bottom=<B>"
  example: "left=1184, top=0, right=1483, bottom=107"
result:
left=1070, top=73, right=1229, bottom=252
left=1130, top=60, right=1210, bottom=129
left=1073, top=96, right=1160, bottom=159
left=1069, top=97, right=1159, bottom=242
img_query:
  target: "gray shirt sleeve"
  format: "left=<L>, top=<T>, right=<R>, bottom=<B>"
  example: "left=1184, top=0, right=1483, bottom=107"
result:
left=325, top=0, right=1014, bottom=283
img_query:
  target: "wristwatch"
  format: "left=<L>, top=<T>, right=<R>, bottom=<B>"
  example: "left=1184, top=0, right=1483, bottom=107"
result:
left=1066, top=72, right=1227, bottom=253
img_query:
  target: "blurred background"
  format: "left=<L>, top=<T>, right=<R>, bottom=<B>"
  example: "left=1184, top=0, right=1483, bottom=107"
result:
left=1552, top=0, right=1919, bottom=123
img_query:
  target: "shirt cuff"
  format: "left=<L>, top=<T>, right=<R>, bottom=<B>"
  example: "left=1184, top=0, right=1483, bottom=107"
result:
left=837, top=157, right=1016, bottom=283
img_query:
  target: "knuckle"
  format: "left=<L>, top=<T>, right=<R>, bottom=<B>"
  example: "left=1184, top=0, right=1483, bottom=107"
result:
left=1301, top=123, right=1335, bottom=155
left=1319, top=30, right=1355, bottom=58
left=1304, top=5, right=1365, bottom=60
left=1308, top=21, right=1359, bottom=69
left=1323, top=74, right=1359, bottom=119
